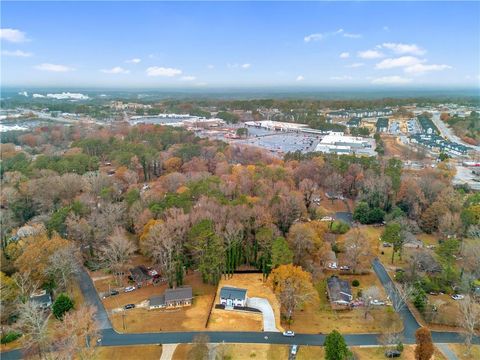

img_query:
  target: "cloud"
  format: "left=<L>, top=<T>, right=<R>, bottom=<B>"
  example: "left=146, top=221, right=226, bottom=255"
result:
left=228, top=63, right=251, bottom=69
left=180, top=75, right=196, bottom=81
left=207, top=64, right=215, bottom=69
left=357, top=50, right=384, bottom=59
left=383, top=26, right=390, bottom=32
left=404, top=63, right=452, bottom=74
left=296, top=75, right=305, bottom=81
left=346, top=62, right=364, bottom=68
left=125, top=58, right=141, bottom=64
left=343, top=32, right=362, bottom=39
left=35, top=63, right=75, bottom=72
left=146, top=66, right=182, bottom=77
left=0, top=28, right=29, bottom=43
left=304, top=29, right=360, bottom=42
left=101, top=66, right=130, bottom=74
left=381, top=42, right=426, bottom=55
left=304, top=33, right=325, bottom=43
left=375, top=56, right=424, bottom=69
left=340, top=52, right=350, bottom=59
left=371, top=76, right=412, bottom=85
left=1, top=49, right=32, bottom=57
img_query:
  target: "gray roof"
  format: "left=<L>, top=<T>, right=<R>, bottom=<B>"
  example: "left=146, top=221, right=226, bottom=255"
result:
left=327, top=276, right=352, bottom=303
left=220, top=286, right=247, bottom=301
left=150, top=294, right=165, bottom=306
left=164, top=287, right=193, bottom=302
left=130, top=266, right=151, bottom=282
left=30, top=293, right=52, bottom=306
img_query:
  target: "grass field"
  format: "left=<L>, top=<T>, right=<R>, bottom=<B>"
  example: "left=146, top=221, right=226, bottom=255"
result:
left=96, top=345, right=162, bottom=360
left=352, top=345, right=446, bottom=360
left=286, top=274, right=402, bottom=334
left=109, top=272, right=216, bottom=333
left=173, top=343, right=289, bottom=360
left=448, top=344, right=480, bottom=360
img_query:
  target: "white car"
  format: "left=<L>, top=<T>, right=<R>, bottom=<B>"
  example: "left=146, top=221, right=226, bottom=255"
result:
left=291, top=345, right=298, bottom=355
left=327, top=262, right=338, bottom=270
left=370, top=299, right=385, bottom=306
left=282, top=330, right=295, bottom=337
left=124, top=286, right=136, bottom=293
left=451, top=294, right=465, bottom=300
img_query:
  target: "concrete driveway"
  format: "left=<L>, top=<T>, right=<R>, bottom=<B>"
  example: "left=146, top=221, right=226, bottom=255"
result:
left=247, top=297, right=279, bottom=332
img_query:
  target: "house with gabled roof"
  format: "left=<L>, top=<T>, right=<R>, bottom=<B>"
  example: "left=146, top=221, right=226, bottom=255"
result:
left=219, top=286, right=248, bottom=308
left=326, top=276, right=353, bottom=309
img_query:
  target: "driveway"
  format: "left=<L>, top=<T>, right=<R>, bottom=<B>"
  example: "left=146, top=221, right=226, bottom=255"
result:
left=372, top=258, right=419, bottom=341
left=77, top=268, right=112, bottom=330
left=247, top=297, right=279, bottom=332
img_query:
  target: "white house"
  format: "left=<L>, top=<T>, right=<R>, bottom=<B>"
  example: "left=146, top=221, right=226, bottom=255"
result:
left=219, top=286, right=248, bottom=308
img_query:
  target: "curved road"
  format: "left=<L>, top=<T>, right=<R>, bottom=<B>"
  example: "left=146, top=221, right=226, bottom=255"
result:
left=2, top=261, right=478, bottom=360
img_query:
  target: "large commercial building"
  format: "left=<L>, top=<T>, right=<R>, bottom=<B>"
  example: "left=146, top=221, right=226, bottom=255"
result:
left=314, top=132, right=374, bottom=155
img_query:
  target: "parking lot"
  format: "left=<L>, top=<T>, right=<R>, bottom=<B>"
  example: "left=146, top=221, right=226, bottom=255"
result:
left=236, top=131, right=321, bottom=154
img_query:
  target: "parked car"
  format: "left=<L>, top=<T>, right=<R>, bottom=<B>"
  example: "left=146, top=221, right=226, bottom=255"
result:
left=339, top=265, right=350, bottom=271
left=124, top=304, right=135, bottom=310
left=385, top=349, right=401, bottom=358
left=291, top=345, right=298, bottom=355
left=327, top=262, right=338, bottom=270
left=451, top=294, right=465, bottom=300
left=282, top=330, right=295, bottom=337
left=110, top=290, right=119, bottom=296
left=124, top=286, right=135, bottom=293
left=370, top=299, right=385, bottom=306
left=382, top=242, right=392, bottom=248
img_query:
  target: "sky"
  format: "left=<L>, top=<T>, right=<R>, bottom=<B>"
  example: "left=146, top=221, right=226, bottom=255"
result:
left=1, top=1, right=479, bottom=89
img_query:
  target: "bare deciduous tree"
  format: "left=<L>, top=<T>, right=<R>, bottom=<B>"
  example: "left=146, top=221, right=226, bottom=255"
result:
left=361, top=286, right=381, bottom=319
left=53, top=305, right=100, bottom=360
left=345, top=230, right=369, bottom=273
left=45, top=244, right=81, bottom=292
left=18, top=301, right=52, bottom=358
left=98, top=228, right=136, bottom=284
left=458, top=295, right=480, bottom=355
left=145, top=208, right=189, bottom=287
left=12, top=270, right=40, bottom=303
left=299, top=178, right=317, bottom=211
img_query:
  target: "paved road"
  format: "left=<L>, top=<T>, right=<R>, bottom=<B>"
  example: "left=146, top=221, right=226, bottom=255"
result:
left=431, top=113, right=480, bottom=152
left=2, top=261, right=478, bottom=360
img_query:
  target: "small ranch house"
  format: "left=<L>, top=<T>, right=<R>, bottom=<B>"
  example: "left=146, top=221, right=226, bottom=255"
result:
left=326, top=276, right=353, bottom=309
left=219, top=286, right=248, bottom=308
left=149, top=286, right=193, bottom=310
left=30, top=290, right=52, bottom=309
